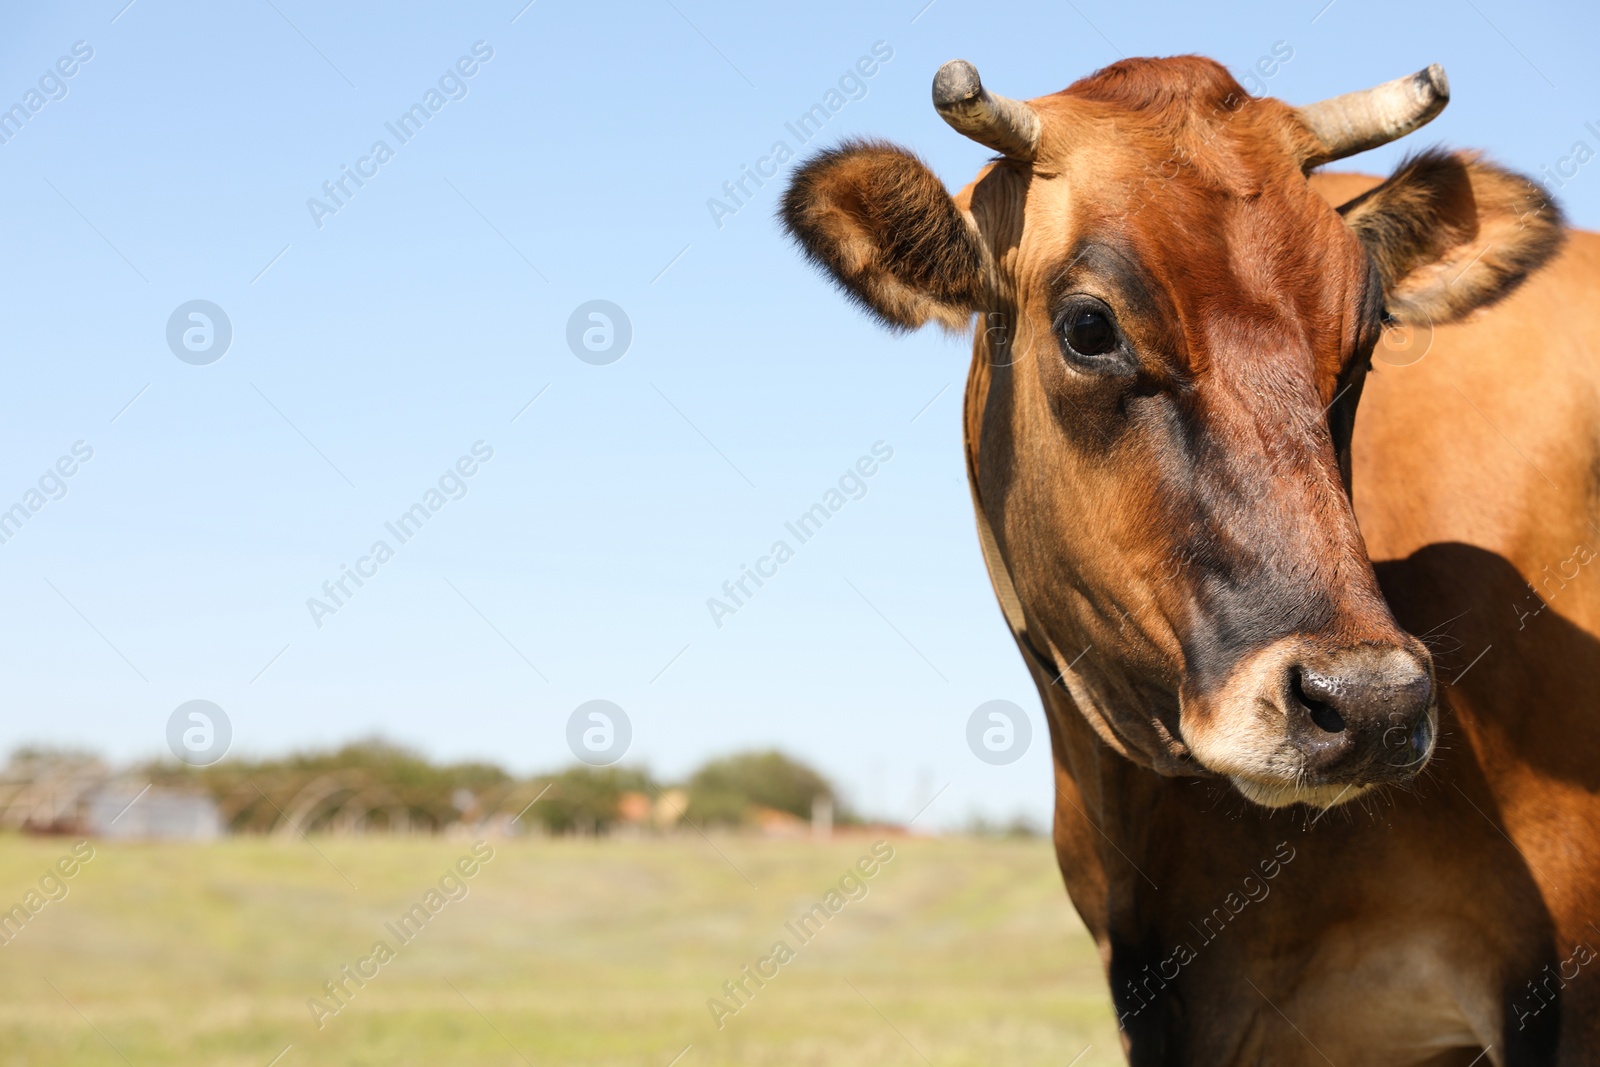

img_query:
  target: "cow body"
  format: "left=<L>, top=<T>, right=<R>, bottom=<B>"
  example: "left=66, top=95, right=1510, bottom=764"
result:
left=965, top=213, right=1600, bottom=1063
left=782, top=54, right=1598, bottom=1065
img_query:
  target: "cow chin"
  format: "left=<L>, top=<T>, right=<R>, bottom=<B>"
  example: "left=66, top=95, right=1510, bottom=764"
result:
left=1227, top=775, right=1373, bottom=810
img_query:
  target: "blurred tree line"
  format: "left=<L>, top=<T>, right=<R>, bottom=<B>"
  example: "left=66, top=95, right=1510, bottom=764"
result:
left=124, top=740, right=854, bottom=836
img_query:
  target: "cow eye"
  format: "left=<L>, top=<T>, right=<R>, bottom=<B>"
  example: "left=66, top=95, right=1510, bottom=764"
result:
left=1065, top=309, right=1115, bottom=355
left=1055, top=298, right=1123, bottom=367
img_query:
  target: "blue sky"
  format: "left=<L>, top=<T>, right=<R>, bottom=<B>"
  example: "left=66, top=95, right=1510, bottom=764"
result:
left=0, top=0, right=1594, bottom=829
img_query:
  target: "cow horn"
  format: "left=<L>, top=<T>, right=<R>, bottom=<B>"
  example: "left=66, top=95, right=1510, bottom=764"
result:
left=933, top=59, right=1040, bottom=161
left=1297, top=64, right=1450, bottom=167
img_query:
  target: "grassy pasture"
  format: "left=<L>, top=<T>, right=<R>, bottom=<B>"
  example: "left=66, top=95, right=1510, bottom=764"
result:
left=0, top=834, right=1121, bottom=1066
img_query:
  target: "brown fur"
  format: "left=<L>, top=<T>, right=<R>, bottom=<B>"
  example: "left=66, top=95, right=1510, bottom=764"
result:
left=1340, top=150, right=1566, bottom=325
left=783, top=54, right=1594, bottom=1065
left=779, top=139, right=984, bottom=331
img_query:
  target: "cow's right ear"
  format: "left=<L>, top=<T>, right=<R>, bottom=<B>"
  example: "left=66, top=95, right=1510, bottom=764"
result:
left=781, top=139, right=986, bottom=332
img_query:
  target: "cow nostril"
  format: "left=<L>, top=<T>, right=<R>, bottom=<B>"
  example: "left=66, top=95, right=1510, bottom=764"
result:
left=1290, top=668, right=1347, bottom=734
left=1410, top=714, right=1434, bottom=757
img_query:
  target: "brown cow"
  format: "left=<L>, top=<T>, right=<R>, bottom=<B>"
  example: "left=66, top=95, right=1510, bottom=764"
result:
left=782, top=56, right=1599, bottom=1065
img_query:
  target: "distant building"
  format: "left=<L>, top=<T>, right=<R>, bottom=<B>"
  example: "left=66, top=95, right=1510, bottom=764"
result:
left=85, top=784, right=222, bottom=840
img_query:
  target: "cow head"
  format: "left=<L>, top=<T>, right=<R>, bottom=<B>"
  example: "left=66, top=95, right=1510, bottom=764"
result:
left=782, top=56, right=1563, bottom=808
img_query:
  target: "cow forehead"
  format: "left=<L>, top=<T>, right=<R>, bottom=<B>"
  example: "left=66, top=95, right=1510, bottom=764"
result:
left=1023, top=77, right=1345, bottom=265
left=966, top=70, right=1374, bottom=381
left=1000, top=57, right=1345, bottom=252
left=1033, top=54, right=1317, bottom=166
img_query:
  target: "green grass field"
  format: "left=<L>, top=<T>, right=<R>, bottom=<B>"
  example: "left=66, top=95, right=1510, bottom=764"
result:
left=0, top=834, right=1120, bottom=1066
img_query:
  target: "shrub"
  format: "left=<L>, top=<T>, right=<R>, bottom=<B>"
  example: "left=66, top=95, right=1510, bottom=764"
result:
left=684, top=750, right=842, bottom=827
left=532, top=765, right=655, bottom=835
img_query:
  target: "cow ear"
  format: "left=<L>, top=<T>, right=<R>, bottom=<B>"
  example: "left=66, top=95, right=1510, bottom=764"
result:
left=781, top=139, right=987, bottom=332
left=1338, top=150, right=1564, bottom=326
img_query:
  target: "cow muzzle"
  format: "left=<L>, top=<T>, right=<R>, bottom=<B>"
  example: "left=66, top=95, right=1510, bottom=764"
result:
left=1181, top=639, right=1438, bottom=809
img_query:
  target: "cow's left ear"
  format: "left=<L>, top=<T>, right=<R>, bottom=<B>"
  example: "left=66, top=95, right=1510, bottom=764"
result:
left=1338, top=150, right=1564, bottom=326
